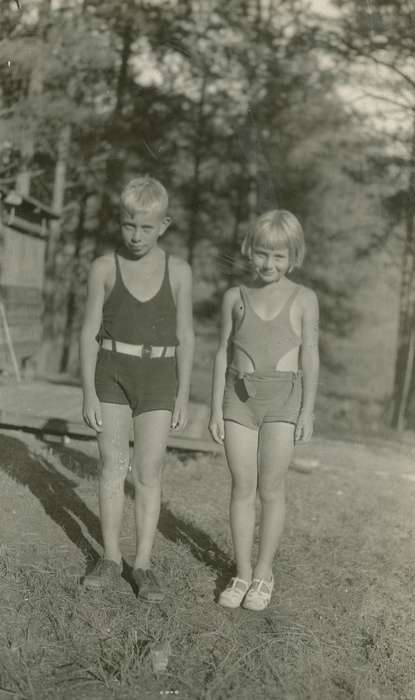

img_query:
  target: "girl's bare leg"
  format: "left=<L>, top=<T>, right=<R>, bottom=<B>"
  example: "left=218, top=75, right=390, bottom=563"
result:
left=224, top=421, right=259, bottom=582
left=131, top=410, right=172, bottom=570
left=97, top=403, right=131, bottom=563
left=255, top=422, right=295, bottom=580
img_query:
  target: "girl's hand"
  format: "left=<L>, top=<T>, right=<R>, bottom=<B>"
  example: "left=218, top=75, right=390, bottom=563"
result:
left=82, top=392, right=103, bottom=433
left=171, top=395, right=189, bottom=431
left=295, top=410, right=314, bottom=443
left=209, top=412, right=225, bottom=444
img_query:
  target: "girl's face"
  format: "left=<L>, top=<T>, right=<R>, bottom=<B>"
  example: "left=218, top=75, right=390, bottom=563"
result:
left=121, top=209, right=170, bottom=258
left=250, top=244, right=291, bottom=284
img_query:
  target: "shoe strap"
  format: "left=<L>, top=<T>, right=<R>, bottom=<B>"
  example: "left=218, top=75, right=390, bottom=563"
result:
left=251, top=577, right=273, bottom=595
left=229, top=577, right=250, bottom=591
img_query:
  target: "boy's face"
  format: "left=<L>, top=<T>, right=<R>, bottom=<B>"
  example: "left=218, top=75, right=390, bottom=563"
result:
left=120, top=208, right=170, bottom=258
left=250, top=244, right=291, bottom=284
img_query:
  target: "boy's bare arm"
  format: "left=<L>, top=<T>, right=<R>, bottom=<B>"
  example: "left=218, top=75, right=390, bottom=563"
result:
left=79, top=259, right=107, bottom=431
left=171, top=258, right=195, bottom=428
left=300, top=288, right=320, bottom=417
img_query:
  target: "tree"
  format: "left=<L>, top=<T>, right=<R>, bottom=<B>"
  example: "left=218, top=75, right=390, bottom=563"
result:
left=314, top=0, right=415, bottom=428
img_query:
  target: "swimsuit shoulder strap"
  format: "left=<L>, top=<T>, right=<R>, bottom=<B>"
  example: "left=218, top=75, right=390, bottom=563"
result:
left=239, top=285, right=251, bottom=309
left=162, top=251, right=171, bottom=288
left=280, top=284, right=301, bottom=314
left=114, top=251, right=121, bottom=278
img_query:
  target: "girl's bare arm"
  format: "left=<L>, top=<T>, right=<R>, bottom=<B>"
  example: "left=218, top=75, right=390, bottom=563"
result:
left=209, top=288, right=237, bottom=442
left=300, top=288, right=320, bottom=418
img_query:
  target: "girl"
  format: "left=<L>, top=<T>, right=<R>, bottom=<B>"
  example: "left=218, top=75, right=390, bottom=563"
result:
left=209, top=210, right=319, bottom=611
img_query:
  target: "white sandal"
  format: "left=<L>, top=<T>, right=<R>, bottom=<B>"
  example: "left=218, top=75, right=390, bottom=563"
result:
left=218, top=577, right=251, bottom=608
left=242, top=575, right=274, bottom=611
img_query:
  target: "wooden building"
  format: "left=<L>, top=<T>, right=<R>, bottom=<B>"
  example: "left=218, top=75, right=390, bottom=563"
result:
left=0, top=188, right=59, bottom=374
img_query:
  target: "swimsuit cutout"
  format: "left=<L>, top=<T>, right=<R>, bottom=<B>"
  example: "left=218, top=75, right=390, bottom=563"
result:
left=232, top=285, right=301, bottom=373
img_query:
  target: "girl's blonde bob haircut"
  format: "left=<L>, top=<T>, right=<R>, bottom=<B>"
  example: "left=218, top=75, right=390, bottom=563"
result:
left=120, top=175, right=168, bottom=216
left=241, top=209, right=305, bottom=269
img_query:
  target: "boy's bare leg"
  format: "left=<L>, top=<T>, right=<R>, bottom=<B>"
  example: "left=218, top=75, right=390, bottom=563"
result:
left=97, top=403, right=131, bottom=564
left=255, top=422, right=295, bottom=579
left=224, top=422, right=259, bottom=582
left=131, top=410, right=172, bottom=570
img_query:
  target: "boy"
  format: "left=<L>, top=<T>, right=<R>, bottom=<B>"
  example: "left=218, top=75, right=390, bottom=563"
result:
left=80, top=176, right=194, bottom=602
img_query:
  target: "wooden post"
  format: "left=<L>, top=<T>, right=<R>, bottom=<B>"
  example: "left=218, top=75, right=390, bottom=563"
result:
left=0, top=301, right=21, bottom=382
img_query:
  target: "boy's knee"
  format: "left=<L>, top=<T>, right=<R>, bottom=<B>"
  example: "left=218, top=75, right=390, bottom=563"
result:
left=131, top=459, right=163, bottom=488
left=99, top=454, right=129, bottom=480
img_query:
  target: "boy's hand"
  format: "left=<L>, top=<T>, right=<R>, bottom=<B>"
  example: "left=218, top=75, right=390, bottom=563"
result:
left=82, top=392, right=103, bottom=433
left=295, top=410, right=314, bottom=443
left=209, top=412, right=225, bottom=444
left=171, top=395, right=189, bottom=431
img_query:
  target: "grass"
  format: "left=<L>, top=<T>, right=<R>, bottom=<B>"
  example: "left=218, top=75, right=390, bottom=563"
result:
left=1, top=432, right=415, bottom=699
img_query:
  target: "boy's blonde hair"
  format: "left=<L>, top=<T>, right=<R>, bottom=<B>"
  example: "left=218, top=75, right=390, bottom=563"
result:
left=241, top=209, right=305, bottom=269
left=120, top=176, right=168, bottom=215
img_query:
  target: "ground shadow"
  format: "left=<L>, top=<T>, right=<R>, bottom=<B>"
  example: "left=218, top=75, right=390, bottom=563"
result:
left=126, top=480, right=234, bottom=598
left=42, top=439, right=233, bottom=594
left=0, top=432, right=102, bottom=564
left=159, top=501, right=234, bottom=599
left=40, top=375, right=81, bottom=388
left=43, top=439, right=99, bottom=480
left=40, top=417, right=75, bottom=436
left=1, top=431, right=232, bottom=596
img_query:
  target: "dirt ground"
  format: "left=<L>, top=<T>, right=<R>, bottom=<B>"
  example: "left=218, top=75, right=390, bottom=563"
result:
left=1, top=427, right=415, bottom=699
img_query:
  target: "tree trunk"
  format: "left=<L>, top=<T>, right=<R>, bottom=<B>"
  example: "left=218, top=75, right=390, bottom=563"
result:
left=97, top=21, right=134, bottom=237
left=115, top=23, right=133, bottom=116
left=15, top=0, right=51, bottom=196
left=60, top=194, right=87, bottom=373
left=390, top=115, right=415, bottom=429
left=227, top=183, right=246, bottom=286
left=35, top=123, right=72, bottom=374
left=187, top=72, right=208, bottom=267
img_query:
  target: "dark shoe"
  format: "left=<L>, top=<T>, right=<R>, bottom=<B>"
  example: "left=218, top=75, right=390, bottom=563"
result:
left=133, top=568, right=165, bottom=602
left=83, top=559, right=122, bottom=589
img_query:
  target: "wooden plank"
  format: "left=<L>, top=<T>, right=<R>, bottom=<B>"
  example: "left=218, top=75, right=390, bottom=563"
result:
left=4, top=212, right=46, bottom=238
left=0, top=283, right=43, bottom=363
left=0, top=410, right=223, bottom=453
left=0, top=302, right=21, bottom=381
left=0, top=381, right=221, bottom=453
left=0, top=227, right=45, bottom=287
left=0, top=285, right=43, bottom=304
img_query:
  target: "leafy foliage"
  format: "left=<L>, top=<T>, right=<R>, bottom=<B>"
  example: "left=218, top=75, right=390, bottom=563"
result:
left=0, top=0, right=401, bottom=413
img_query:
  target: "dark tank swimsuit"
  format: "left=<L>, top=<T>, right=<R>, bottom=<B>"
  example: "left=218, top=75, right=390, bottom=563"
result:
left=94, top=251, right=178, bottom=416
left=99, top=250, right=178, bottom=347
left=223, top=285, right=303, bottom=429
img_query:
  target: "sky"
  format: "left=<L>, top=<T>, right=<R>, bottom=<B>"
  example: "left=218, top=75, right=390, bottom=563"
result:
left=310, top=0, right=340, bottom=15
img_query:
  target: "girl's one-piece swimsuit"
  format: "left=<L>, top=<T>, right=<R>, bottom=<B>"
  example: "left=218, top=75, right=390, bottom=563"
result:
left=223, top=285, right=302, bottom=430
left=95, top=251, right=178, bottom=417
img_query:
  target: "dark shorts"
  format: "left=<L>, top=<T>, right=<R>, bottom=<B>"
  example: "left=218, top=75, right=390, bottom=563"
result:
left=95, top=349, right=177, bottom=417
left=223, top=367, right=302, bottom=430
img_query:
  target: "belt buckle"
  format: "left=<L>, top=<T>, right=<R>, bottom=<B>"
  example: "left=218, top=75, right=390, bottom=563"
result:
left=141, top=344, right=152, bottom=359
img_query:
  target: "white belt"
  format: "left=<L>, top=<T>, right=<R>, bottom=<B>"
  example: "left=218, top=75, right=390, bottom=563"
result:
left=101, top=338, right=176, bottom=358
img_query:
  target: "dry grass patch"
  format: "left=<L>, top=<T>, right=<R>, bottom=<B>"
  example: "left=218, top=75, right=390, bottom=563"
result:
left=0, top=431, right=415, bottom=699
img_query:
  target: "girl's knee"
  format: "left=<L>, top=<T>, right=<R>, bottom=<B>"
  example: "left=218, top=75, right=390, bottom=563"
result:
left=258, top=476, right=285, bottom=502
left=231, top=478, right=257, bottom=502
